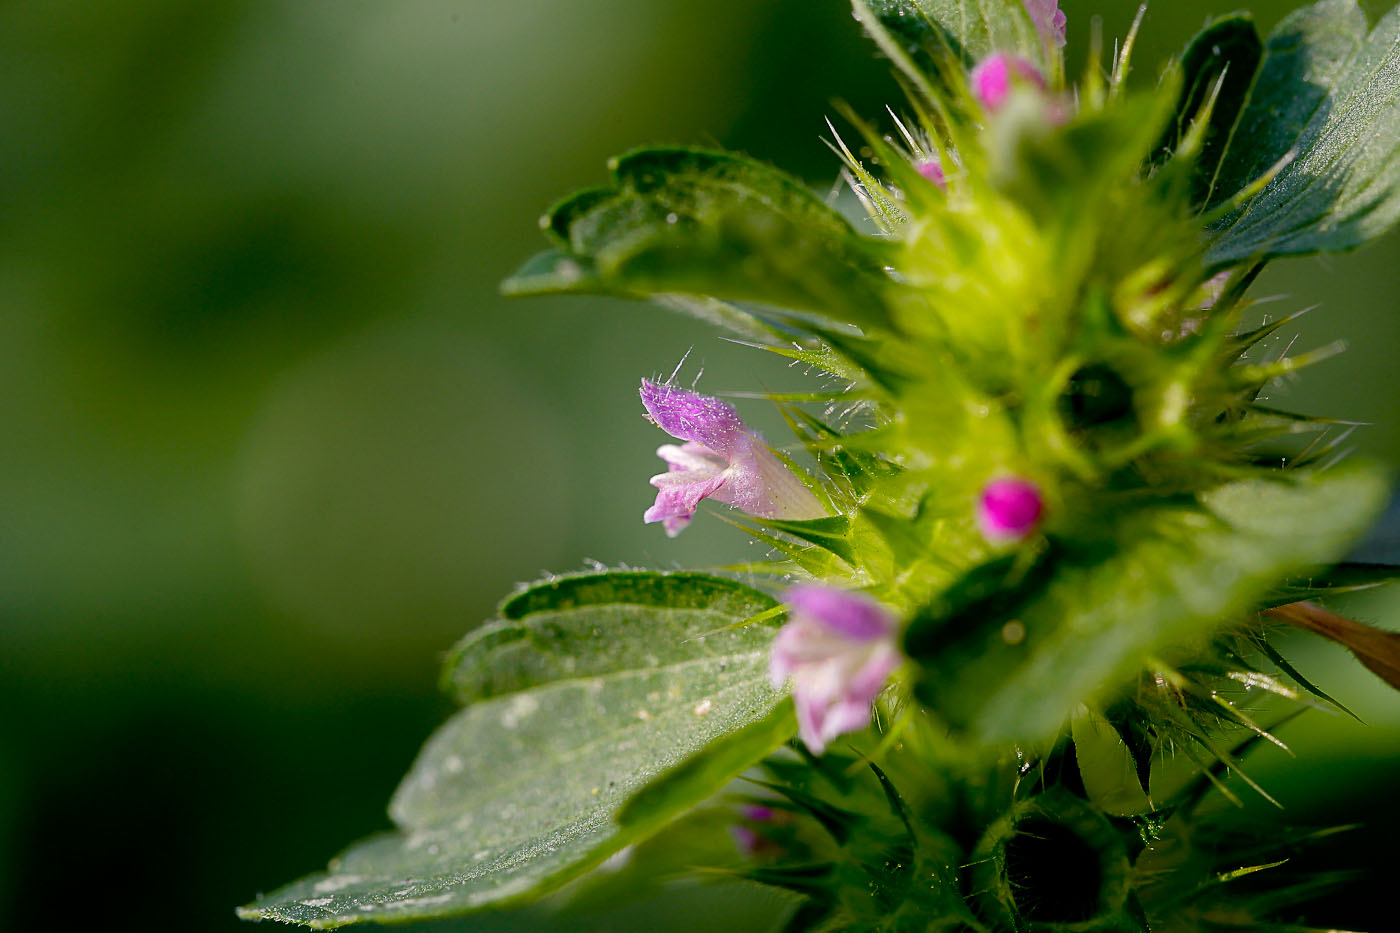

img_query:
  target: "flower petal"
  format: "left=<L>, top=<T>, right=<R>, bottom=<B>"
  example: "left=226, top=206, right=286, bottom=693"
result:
left=970, top=53, right=1045, bottom=112
left=916, top=157, right=946, bottom=189
left=793, top=689, right=833, bottom=755
left=640, top=379, right=749, bottom=456
left=711, top=446, right=826, bottom=522
left=644, top=467, right=727, bottom=533
left=656, top=442, right=728, bottom=474
left=661, top=514, right=692, bottom=538
left=1023, top=0, right=1067, bottom=48
left=771, top=585, right=901, bottom=755
left=785, top=585, right=894, bottom=641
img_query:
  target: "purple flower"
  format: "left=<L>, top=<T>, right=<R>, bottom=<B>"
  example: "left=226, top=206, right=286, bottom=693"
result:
left=770, top=585, right=901, bottom=755
left=1023, top=0, right=1067, bottom=49
left=970, top=53, right=1046, bottom=112
left=640, top=379, right=826, bottom=536
left=976, top=477, right=1045, bottom=544
left=730, top=804, right=790, bottom=857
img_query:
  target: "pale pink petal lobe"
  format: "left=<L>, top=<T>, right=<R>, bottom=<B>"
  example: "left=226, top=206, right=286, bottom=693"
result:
left=770, top=585, right=901, bottom=755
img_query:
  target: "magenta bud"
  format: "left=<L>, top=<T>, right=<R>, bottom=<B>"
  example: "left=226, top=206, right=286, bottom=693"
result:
left=977, top=477, right=1045, bottom=543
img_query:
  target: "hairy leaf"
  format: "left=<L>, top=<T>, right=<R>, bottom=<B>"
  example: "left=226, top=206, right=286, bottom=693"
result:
left=503, top=146, right=896, bottom=331
left=239, top=571, right=789, bottom=927
left=1208, top=0, right=1400, bottom=263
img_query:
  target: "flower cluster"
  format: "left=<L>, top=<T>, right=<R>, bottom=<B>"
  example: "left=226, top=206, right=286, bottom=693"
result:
left=633, top=0, right=1071, bottom=747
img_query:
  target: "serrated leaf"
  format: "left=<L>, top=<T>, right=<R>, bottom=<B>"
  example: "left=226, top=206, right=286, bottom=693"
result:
left=1208, top=0, right=1400, bottom=263
left=239, top=571, right=789, bottom=928
left=503, top=146, right=897, bottom=332
left=912, top=466, right=1389, bottom=744
left=440, top=571, right=782, bottom=704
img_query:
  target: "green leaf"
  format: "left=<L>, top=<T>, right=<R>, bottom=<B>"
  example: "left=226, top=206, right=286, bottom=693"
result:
left=498, top=248, right=609, bottom=298
left=911, top=466, right=1389, bottom=744
left=562, top=807, right=767, bottom=913
left=1264, top=560, right=1400, bottom=606
left=853, top=0, right=1045, bottom=72
left=746, top=516, right=859, bottom=567
left=1072, top=708, right=1155, bottom=817
left=849, top=1, right=961, bottom=109
left=239, top=571, right=790, bottom=928
left=503, top=146, right=897, bottom=332
left=439, top=571, right=782, bottom=704
left=1208, top=0, right=1400, bottom=263
left=1157, top=14, right=1264, bottom=209
left=617, top=699, right=797, bottom=829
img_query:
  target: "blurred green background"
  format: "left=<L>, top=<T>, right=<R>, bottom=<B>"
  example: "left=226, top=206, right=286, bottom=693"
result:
left=1, top=2, right=1397, bottom=930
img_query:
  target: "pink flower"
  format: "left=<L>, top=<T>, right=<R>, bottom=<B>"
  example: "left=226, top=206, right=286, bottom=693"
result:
left=770, top=585, right=901, bottom=756
left=640, top=379, right=826, bottom=536
left=916, top=157, right=946, bottom=189
left=976, top=477, right=1045, bottom=543
left=970, top=53, right=1046, bottom=112
left=1023, top=0, right=1067, bottom=49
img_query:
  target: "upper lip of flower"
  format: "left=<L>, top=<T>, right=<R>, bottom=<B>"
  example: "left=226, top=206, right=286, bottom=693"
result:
left=640, top=379, right=749, bottom=455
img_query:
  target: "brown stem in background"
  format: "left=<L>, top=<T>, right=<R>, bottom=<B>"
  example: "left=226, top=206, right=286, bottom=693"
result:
left=1267, top=601, right=1400, bottom=693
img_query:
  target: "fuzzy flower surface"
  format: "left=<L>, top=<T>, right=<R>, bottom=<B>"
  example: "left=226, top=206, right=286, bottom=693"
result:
left=640, top=379, right=826, bottom=536
left=1023, top=0, right=1067, bottom=48
left=770, top=585, right=901, bottom=755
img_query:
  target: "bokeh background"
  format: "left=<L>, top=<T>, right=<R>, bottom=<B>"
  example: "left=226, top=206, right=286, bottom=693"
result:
left=1, top=1, right=1397, bottom=930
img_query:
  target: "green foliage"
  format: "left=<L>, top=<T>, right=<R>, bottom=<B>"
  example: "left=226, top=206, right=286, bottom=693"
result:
left=1158, top=13, right=1264, bottom=208
left=1208, top=0, right=1400, bottom=261
left=911, top=0, right=1043, bottom=62
left=908, top=469, right=1388, bottom=742
left=243, top=0, right=1400, bottom=928
left=238, top=571, right=787, bottom=927
left=502, top=147, right=898, bottom=331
